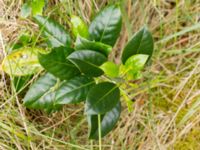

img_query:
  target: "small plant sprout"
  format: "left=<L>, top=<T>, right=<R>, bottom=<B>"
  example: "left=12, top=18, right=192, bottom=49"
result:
left=1, top=4, right=154, bottom=139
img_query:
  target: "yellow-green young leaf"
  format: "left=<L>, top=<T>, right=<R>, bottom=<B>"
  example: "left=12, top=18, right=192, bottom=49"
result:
left=88, top=102, right=121, bottom=139
left=121, top=26, right=154, bottom=64
left=125, top=54, right=149, bottom=71
left=20, top=0, right=45, bottom=18
left=100, top=61, right=119, bottom=78
left=1, top=47, right=42, bottom=76
left=71, top=15, right=89, bottom=38
left=75, top=36, right=112, bottom=57
left=120, top=54, right=149, bottom=80
left=31, top=0, right=45, bottom=16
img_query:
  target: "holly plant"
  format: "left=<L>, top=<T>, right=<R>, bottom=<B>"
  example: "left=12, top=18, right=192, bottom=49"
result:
left=1, top=4, right=154, bottom=139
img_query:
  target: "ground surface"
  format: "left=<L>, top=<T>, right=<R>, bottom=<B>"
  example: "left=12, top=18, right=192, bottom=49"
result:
left=0, top=0, right=200, bottom=150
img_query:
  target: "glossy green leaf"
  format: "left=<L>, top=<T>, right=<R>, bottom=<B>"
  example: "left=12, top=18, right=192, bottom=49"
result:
left=24, top=74, right=94, bottom=113
left=75, top=36, right=112, bottom=56
left=89, top=5, right=122, bottom=46
left=20, top=3, right=31, bottom=18
left=38, top=47, right=80, bottom=80
left=85, top=82, right=120, bottom=115
left=2, top=47, right=42, bottom=76
left=71, top=15, right=89, bottom=38
left=68, top=50, right=107, bottom=77
left=88, top=102, right=121, bottom=139
left=23, top=73, right=62, bottom=113
left=100, top=61, right=119, bottom=78
left=31, top=0, right=45, bottom=16
left=34, top=15, right=71, bottom=48
left=55, top=76, right=95, bottom=104
left=121, top=26, right=154, bottom=64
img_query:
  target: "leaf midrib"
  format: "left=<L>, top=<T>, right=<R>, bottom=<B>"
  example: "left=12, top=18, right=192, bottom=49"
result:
left=56, top=81, right=95, bottom=102
left=136, top=29, right=145, bottom=54
left=42, top=60, right=76, bottom=68
left=99, top=7, right=114, bottom=42
left=25, top=77, right=58, bottom=106
left=69, top=58, right=103, bottom=71
left=44, top=31, right=67, bottom=47
left=88, top=85, right=118, bottom=112
left=37, top=16, right=69, bottom=47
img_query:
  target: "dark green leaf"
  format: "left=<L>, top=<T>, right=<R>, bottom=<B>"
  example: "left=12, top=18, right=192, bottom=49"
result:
left=24, top=74, right=94, bottom=113
left=71, top=15, right=89, bottom=38
left=23, top=73, right=62, bottom=113
left=89, top=5, right=122, bottom=46
left=85, top=82, right=120, bottom=115
left=75, top=36, right=112, bottom=56
left=121, top=26, right=154, bottom=64
left=34, top=15, right=71, bottom=48
left=38, top=47, right=80, bottom=80
left=68, top=50, right=107, bottom=77
left=55, top=75, right=95, bottom=104
left=88, top=102, right=121, bottom=139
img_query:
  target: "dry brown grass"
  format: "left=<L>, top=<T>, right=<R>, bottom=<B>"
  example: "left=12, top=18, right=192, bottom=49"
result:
left=0, top=0, right=200, bottom=150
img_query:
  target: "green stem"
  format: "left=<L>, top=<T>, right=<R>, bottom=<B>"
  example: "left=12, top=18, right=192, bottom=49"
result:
left=120, top=88, right=133, bottom=112
left=98, top=114, right=102, bottom=150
